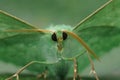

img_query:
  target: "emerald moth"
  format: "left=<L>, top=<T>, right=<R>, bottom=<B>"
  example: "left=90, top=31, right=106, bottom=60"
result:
left=0, top=0, right=120, bottom=80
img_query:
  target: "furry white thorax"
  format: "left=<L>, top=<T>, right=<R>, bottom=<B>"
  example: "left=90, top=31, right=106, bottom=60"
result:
left=46, top=25, right=73, bottom=32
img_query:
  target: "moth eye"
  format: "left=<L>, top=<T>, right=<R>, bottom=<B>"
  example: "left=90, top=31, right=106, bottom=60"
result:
left=51, top=33, right=57, bottom=41
left=62, top=32, right=68, bottom=40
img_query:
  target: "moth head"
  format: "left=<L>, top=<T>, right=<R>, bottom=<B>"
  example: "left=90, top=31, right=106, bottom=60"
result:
left=51, top=31, right=68, bottom=42
left=51, top=31, right=68, bottom=51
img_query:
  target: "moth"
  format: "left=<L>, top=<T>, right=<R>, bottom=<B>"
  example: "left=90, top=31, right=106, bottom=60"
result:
left=0, top=0, right=119, bottom=80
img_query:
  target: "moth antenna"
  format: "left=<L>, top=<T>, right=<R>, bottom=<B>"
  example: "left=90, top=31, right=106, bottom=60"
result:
left=0, top=10, right=38, bottom=29
left=5, top=29, right=53, bottom=33
left=64, top=30, right=100, bottom=61
left=73, top=0, right=112, bottom=30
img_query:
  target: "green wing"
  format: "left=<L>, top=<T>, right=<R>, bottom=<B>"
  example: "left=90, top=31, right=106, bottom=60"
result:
left=73, top=26, right=120, bottom=73
left=78, top=26, right=120, bottom=56
left=71, top=0, right=120, bottom=72
left=0, top=10, right=37, bottom=39
left=73, top=0, right=120, bottom=56
left=0, top=10, right=59, bottom=72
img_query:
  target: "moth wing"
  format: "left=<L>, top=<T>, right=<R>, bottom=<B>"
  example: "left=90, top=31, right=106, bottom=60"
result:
left=0, top=10, right=37, bottom=39
left=0, top=11, right=58, bottom=72
left=77, top=26, right=120, bottom=57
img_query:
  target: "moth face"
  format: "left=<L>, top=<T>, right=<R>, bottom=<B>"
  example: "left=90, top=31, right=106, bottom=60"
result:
left=51, top=31, right=68, bottom=42
left=51, top=31, right=68, bottom=51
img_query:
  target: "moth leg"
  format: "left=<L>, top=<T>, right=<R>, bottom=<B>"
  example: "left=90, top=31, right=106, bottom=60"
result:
left=87, top=53, right=99, bottom=80
left=37, top=67, right=48, bottom=80
left=6, top=61, right=38, bottom=80
left=73, top=58, right=81, bottom=80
